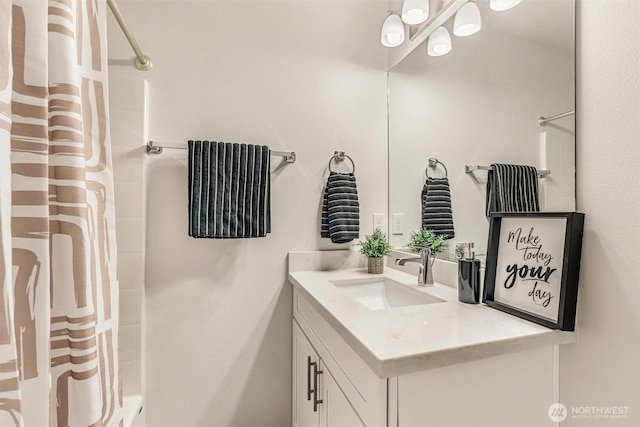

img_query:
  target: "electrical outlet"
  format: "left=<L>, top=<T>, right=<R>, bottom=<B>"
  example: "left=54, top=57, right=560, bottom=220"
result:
left=373, top=213, right=385, bottom=232
left=392, top=213, right=403, bottom=235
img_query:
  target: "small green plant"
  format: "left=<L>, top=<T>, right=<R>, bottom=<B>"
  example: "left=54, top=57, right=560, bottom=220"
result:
left=408, top=229, right=446, bottom=254
left=359, top=228, right=391, bottom=258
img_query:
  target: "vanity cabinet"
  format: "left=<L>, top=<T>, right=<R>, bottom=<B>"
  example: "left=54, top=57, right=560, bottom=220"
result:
left=395, top=345, right=555, bottom=427
left=292, top=282, right=562, bottom=427
left=293, top=322, right=364, bottom=427
left=293, top=322, right=321, bottom=427
left=321, top=366, right=365, bottom=427
left=293, top=290, right=388, bottom=427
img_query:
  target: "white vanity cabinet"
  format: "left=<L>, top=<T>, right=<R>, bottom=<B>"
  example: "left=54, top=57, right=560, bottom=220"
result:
left=290, top=267, right=574, bottom=427
left=293, top=322, right=321, bottom=427
left=293, top=322, right=364, bottom=427
left=394, top=345, right=556, bottom=427
left=321, top=366, right=365, bottom=427
left=292, top=290, right=388, bottom=427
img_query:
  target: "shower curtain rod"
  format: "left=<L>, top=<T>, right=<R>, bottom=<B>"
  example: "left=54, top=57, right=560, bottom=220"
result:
left=146, top=141, right=297, bottom=163
left=107, top=0, right=152, bottom=71
left=538, top=110, right=575, bottom=126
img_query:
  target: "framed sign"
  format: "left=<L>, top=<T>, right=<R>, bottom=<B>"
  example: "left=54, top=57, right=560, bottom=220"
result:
left=483, top=212, right=585, bottom=331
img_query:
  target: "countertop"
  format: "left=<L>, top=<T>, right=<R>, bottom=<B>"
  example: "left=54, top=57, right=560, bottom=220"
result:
left=289, top=267, right=576, bottom=378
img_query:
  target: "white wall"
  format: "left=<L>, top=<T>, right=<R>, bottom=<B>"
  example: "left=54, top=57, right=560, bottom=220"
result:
left=107, top=1, right=388, bottom=426
left=560, top=1, right=640, bottom=425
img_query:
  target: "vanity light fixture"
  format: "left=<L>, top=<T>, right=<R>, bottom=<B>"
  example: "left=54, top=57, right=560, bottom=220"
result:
left=489, top=0, right=522, bottom=11
left=427, top=26, right=452, bottom=57
left=401, top=0, right=429, bottom=25
left=381, top=12, right=405, bottom=47
left=453, top=2, right=482, bottom=37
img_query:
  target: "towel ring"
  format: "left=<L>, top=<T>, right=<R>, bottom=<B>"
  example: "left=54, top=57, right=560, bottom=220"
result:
left=426, top=158, right=448, bottom=178
left=328, top=151, right=356, bottom=174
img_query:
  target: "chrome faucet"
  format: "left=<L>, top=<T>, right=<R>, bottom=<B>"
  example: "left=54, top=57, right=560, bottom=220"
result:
left=395, top=247, right=434, bottom=286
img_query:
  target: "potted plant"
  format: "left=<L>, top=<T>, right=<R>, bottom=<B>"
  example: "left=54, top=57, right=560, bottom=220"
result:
left=359, top=228, right=391, bottom=274
left=408, top=229, right=446, bottom=255
left=407, top=229, right=446, bottom=285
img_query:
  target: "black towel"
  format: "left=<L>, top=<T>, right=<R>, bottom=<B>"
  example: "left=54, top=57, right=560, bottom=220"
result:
left=321, top=172, right=359, bottom=244
left=486, top=163, right=540, bottom=217
left=188, top=140, right=271, bottom=238
left=421, top=177, right=455, bottom=239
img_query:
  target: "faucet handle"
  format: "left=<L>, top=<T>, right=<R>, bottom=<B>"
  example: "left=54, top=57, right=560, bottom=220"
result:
left=409, top=244, right=431, bottom=251
left=410, top=245, right=432, bottom=258
left=417, top=265, right=425, bottom=285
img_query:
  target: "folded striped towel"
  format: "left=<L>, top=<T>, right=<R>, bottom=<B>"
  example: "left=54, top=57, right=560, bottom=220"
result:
left=321, top=172, right=359, bottom=244
left=421, top=177, right=455, bottom=239
left=486, top=163, right=540, bottom=217
left=188, top=140, right=271, bottom=238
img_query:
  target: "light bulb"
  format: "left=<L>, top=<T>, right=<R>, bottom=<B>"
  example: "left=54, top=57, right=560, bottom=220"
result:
left=401, top=0, right=429, bottom=25
left=380, top=14, right=405, bottom=47
left=386, top=33, right=402, bottom=45
left=432, top=44, right=449, bottom=55
left=454, top=2, right=482, bottom=37
left=427, top=26, right=452, bottom=57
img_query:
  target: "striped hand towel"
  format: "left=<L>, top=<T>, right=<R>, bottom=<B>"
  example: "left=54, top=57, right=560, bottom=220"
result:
left=421, top=177, right=455, bottom=239
left=321, top=172, right=359, bottom=244
left=188, top=140, right=271, bottom=238
left=486, top=163, right=540, bottom=217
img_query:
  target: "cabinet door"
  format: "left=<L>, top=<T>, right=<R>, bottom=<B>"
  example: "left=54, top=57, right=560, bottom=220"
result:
left=293, top=321, right=321, bottom=427
left=321, top=367, right=365, bottom=427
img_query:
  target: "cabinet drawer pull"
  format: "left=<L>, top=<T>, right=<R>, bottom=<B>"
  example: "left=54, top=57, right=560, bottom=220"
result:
left=313, top=363, right=323, bottom=412
left=307, top=356, right=313, bottom=401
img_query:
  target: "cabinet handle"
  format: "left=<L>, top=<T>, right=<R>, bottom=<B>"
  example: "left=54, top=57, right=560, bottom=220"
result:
left=307, top=356, right=313, bottom=401
left=313, top=362, right=323, bottom=412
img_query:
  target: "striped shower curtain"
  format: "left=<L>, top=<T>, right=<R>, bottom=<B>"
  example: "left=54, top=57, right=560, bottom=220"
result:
left=0, top=1, right=121, bottom=426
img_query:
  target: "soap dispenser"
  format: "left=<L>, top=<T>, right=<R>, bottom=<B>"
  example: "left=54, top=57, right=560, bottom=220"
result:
left=457, top=243, right=480, bottom=304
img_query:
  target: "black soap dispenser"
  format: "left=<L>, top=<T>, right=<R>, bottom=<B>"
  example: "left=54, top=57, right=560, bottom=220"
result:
left=458, top=243, right=481, bottom=304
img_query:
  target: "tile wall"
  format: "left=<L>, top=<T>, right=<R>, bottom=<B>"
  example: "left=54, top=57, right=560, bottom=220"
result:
left=109, top=76, right=148, bottom=424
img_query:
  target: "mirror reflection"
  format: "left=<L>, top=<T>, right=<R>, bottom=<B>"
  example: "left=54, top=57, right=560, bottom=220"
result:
left=388, top=0, right=575, bottom=259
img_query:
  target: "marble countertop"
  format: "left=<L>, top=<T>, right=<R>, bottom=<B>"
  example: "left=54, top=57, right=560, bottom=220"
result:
left=289, top=267, right=576, bottom=378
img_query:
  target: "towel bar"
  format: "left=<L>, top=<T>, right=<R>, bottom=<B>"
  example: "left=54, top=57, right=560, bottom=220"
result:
left=465, top=164, right=550, bottom=178
left=146, top=141, right=296, bottom=163
left=538, top=110, right=575, bottom=126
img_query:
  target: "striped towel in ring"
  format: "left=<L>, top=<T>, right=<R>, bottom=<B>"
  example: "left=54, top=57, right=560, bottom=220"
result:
left=321, top=172, right=359, bottom=244
left=188, top=140, right=271, bottom=238
left=421, top=177, right=455, bottom=239
left=486, top=163, right=540, bottom=217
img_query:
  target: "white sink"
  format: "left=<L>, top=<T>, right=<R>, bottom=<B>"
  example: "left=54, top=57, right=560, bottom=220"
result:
left=329, top=277, right=444, bottom=310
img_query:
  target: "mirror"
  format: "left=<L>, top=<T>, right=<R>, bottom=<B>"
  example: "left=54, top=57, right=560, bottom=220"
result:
left=388, top=0, right=575, bottom=259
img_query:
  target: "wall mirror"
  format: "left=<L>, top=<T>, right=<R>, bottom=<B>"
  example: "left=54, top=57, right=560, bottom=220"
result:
left=388, top=0, right=575, bottom=260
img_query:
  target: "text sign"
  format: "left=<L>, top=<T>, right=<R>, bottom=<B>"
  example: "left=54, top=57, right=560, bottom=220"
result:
left=494, top=217, right=567, bottom=322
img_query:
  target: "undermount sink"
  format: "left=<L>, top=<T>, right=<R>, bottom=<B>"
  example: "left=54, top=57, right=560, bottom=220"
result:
left=329, top=277, right=444, bottom=310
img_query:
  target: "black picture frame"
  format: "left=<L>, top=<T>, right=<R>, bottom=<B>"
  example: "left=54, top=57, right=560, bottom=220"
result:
left=483, top=212, right=585, bottom=331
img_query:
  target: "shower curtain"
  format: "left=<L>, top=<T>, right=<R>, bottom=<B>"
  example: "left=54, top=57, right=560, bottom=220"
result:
left=0, top=1, right=121, bottom=426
